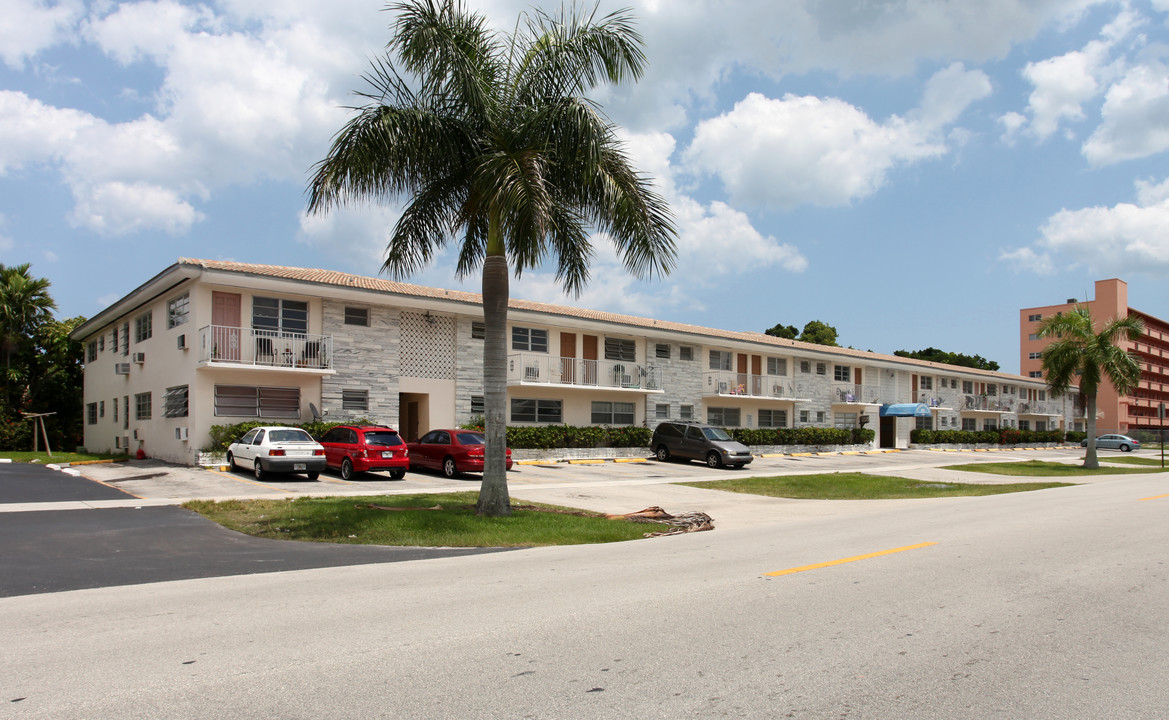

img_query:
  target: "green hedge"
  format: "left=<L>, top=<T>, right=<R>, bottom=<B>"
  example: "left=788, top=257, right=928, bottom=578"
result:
left=910, top=429, right=1070, bottom=445
left=505, top=425, right=651, bottom=449
left=730, top=427, right=875, bottom=447
left=206, top=420, right=355, bottom=452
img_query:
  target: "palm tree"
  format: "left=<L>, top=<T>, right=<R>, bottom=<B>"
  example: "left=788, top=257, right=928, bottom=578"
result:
left=1038, top=306, right=1143, bottom=469
left=0, top=263, right=57, bottom=409
left=307, top=0, right=676, bottom=515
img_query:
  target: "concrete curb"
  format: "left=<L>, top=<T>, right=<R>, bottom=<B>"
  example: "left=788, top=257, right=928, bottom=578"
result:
left=514, top=448, right=903, bottom=466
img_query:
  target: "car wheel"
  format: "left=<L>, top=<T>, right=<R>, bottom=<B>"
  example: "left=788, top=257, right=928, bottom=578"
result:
left=1120, top=444, right=1132, bottom=452
left=655, top=445, right=670, bottom=462
left=443, top=456, right=459, bottom=478
left=390, top=468, right=406, bottom=480
left=254, top=460, right=267, bottom=481
left=340, top=458, right=355, bottom=481
left=226, top=451, right=236, bottom=471
left=706, top=451, right=722, bottom=469
left=307, top=471, right=320, bottom=480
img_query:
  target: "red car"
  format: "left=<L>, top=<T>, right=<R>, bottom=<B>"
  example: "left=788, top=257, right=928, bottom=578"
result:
left=318, top=425, right=409, bottom=480
left=408, top=429, right=513, bottom=478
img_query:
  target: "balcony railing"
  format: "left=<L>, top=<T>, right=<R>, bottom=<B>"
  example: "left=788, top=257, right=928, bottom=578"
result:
left=199, top=325, right=332, bottom=370
left=962, top=395, right=1016, bottom=413
left=701, top=371, right=821, bottom=400
left=1017, top=401, right=1062, bottom=416
left=508, top=354, right=660, bottom=391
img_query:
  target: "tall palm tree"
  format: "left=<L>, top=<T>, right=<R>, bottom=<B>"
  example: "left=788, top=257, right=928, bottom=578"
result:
left=1038, top=306, right=1143, bottom=469
left=0, top=263, right=57, bottom=409
left=308, top=0, right=676, bottom=515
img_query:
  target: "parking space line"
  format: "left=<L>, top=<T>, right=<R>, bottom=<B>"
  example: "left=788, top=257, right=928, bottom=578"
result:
left=1139, top=493, right=1169, bottom=501
left=206, top=468, right=295, bottom=494
left=317, top=475, right=354, bottom=485
left=764, top=542, right=938, bottom=577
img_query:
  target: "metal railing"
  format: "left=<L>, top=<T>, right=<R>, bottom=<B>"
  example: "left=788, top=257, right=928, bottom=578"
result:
left=963, top=395, right=1016, bottom=413
left=701, top=371, right=825, bottom=400
left=199, top=325, right=332, bottom=370
left=508, top=353, right=660, bottom=390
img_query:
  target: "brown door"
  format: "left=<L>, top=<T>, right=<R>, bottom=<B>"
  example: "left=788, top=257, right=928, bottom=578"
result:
left=560, top=333, right=576, bottom=385
left=211, top=292, right=241, bottom=361
left=583, top=335, right=598, bottom=385
left=855, top=368, right=863, bottom=399
left=911, top=375, right=918, bottom=403
left=751, top=355, right=762, bottom=395
left=736, top=354, right=748, bottom=394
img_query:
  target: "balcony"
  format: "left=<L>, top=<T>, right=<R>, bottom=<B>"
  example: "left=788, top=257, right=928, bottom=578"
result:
left=701, top=371, right=815, bottom=402
left=508, top=354, right=662, bottom=392
left=962, top=395, right=1016, bottom=413
left=198, top=325, right=333, bottom=372
left=1017, top=401, right=1061, bottom=417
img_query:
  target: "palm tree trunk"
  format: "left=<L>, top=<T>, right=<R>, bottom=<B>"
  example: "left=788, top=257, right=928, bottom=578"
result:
left=1083, top=393, right=1099, bottom=469
left=477, top=215, right=512, bottom=516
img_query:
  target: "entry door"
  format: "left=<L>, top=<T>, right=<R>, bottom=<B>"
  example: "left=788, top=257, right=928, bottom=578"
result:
left=582, top=335, right=598, bottom=385
left=560, top=333, right=577, bottom=384
left=736, top=354, right=748, bottom=394
left=211, top=292, right=241, bottom=361
left=751, top=355, right=762, bottom=395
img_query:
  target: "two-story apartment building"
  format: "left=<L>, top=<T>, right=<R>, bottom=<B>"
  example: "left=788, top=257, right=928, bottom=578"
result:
left=71, top=259, right=1081, bottom=464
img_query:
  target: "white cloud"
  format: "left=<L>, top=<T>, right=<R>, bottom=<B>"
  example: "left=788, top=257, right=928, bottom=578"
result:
left=1082, top=61, right=1169, bottom=165
left=684, top=64, right=989, bottom=209
left=0, top=91, right=97, bottom=174
left=68, top=181, right=203, bottom=236
left=1004, top=176, right=1169, bottom=274
left=0, top=0, right=84, bottom=69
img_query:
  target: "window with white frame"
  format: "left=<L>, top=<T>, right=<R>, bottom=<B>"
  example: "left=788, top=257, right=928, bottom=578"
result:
left=471, top=321, right=486, bottom=340
left=759, top=408, right=786, bottom=427
left=800, top=360, right=811, bottom=374
left=1028, top=352, right=1042, bottom=359
left=707, top=407, right=740, bottom=426
left=984, top=420, right=997, bottom=430
left=592, top=401, right=635, bottom=425
left=87, top=341, right=97, bottom=362
left=342, top=389, right=369, bottom=411
left=915, top=416, right=932, bottom=430
left=163, top=386, right=189, bottom=418
left=679, top=404, right=693, bottom=420
left=919, top=376, right=932, bottom=390
left=511, top=327, right=548, bottom=352
left=1028, top=313, right=1042, bottom=321
left=1028, top=333, right=1039, bottom=341
left=253, top=297, right=308, bottom=335
left=963, top=381, right=974, bottom=393
left=816, top=410, right=826, bottom=423
left=1038, top=390, right=1046, bottom=400
left=816, top=362, right=826, bottom=375
left=121, top=322, right=129, bottom=355
left=1036, top=420, right=1047, bottom=431
left=98, top=335, right=104, bottom=352
left=214, top=385, right=300, bottom=418
left=679, top=346, right=694, bottom=361
left=986, top=384, right=997, bottom=396
left=1029, top=371, right=1043, bottom=378
left=168, top=292, right=189, bottom=328
left=134, top=392, right=152, bottom=420
left=799, top=410, right=809, bottom=423
left=655, top=343, right=670, bottom=359
left=835, top=412, right=858, bottom=428
left=767, top=357, right=787, bottom=376
left=135, top=311, right=152, bottom=343
left=655, top=403, right=669, bottom=419
left=834, top=365, right=850, bottom=382
left=709, top=350, right=732, bottom=371
left=1019, top=420, right=1031, bottom=430
left=344, top=307, right=370, bottom=326
left=112, top=397, right=118, bottom=422
left=605, top=337, right=636, bottom=362
left=962, top=418, right=977, bottom=430
left=511, top=398, right=561, bottom=423
left=87, top=403, right=97, bottom=425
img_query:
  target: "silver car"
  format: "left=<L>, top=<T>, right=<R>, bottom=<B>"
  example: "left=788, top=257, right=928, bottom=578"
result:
left=1081, top=434, right=1140, bottom=452
left=227, top=426, right=327, bottom=480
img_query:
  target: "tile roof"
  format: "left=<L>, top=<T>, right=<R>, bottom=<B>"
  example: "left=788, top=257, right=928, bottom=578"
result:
left=180, top=258, right=1045, bottom=385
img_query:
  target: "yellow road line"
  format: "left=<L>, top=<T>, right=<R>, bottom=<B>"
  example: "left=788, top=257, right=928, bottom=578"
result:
left=1139, top=493, right=1169, bottom=501
left=764, top=542, right=938, bottom=577
left=567, top=459, right=606, bottom=465
left=614, top=458, right=649, bottom=463
left=206, top=467, right=294, bottom=493
left=317, top=475, right=353, bottom=485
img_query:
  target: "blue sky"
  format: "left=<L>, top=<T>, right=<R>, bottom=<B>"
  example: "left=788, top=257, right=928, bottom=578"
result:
left=3, top=0, right=1169, bottom=374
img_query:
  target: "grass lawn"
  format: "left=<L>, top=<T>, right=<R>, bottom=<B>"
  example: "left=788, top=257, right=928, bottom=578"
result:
left=184, top=492, right=652, bottom=547
left=677, top=472, right=1073, bottom=500
left=941, top=459, right=1169, bottom=476
left=0, top=451, right=128, bottom=464
left=1095, top=456, right=1169, bottom=467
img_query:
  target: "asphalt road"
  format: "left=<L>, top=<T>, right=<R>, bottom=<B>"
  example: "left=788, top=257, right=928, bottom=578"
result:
left=3, top=452, right=1168, bottom=718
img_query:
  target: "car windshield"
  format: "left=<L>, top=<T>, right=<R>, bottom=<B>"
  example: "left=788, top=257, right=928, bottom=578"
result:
left=457, top=432, right=485, bottom=445
left=269, top=429, right=314, bottom=443
left=364, top=431, right=402, bottom=446
left=702, top=427, right=733, bottom=441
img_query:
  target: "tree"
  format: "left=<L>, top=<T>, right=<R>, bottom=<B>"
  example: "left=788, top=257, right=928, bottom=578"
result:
left=893, top=347, right=1000, bottom=371
left=0, top=264, right=57, bottom=409
left=307, top=0, right=676, bottom=516
left=764, top=323, right=798, bottom=340
left=1037, top=306, right=1143, bottom=469
left=798, top=320, right=838, bottom=346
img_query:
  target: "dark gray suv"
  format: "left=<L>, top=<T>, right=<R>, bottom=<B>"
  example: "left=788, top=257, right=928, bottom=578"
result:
left=651, top=421, right=754, bottom=468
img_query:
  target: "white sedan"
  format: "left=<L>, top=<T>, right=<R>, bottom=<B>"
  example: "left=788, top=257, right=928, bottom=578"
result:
left=227, top=426, right=327, bottom=480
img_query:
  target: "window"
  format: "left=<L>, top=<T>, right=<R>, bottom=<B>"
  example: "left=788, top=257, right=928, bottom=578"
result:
left=962, top=381, right=974, bottom=393
left=1019, top=420, right=1031, bottom=431
left=915, top=416, right=933, bottom=430
left=135, top=392, right=152, bottom=420
left=471, top=395, right=485, bottom=415
left=919, top=376, right=932, bottom=390
left=342, top=389, right=369, bottom=411
left=679, top=346, right=694, bottom=361
left=655, top=403, right=669, bottom=419
left=983, top=420, right=997, bottom=430
left=592, top=401, right=635, bottom=425
left=512, top=327, right=548, bottom=352
left=1029, top=371, right=1043, bottom=378
left=99, top=401, right=104, bottom=418
left=816, top=411, right=825, bottom=423
left=799, top=410, right=809, bottom=423
left=800, top=360, right=811, bottom=374
left=707, top=407, right=740, bottom=426
left=1028, top=352, right=1043, bottom=359
left=511, top=398, right=562, bottom=423
left=163, top=386, right=189, bottom=418
left=168, top=292, right=189, bottom=328
left=605, top=337, right=636, bottom=362
left=834, top=365, right=850, bottom=382
left=709, top=350, right=732, bottom=371
left=1028, top=333, right=1039, bottom=341
left=252, top=297, right=308, bottom=335
left=1038, top=390, right=1046, bottom=400
left=87, top=403, right=97, bottom=425
left=471, top=322, right=486, bottom=340
left=111, top=326, right=118, bottom=352
left=655, top=343, right=670, bottom=359
left=112, top=397, right=118, bottom=422
left=214, top=385, right=300, bottom=418
left=135, top=311, right=152, bottom=343
left=835, top=412, right=857, bottom=429
left=87, top=341, right=97, bottom=362
left=1036, top=420, right=1047, bottom=431
left=98, top=335, right=104, bottom=352
left=1029, top=313, right=1042, bottom=321
left=123, top=396, right=129, bottom=429
left=122, top=322, right=129, bottom=355
left=344, top=307, right=370, bottom=326
left=986, top=384, right=997, bottom=396
left=962, top=418, right=977, bottom=430
left=816, top=363, right=826, bottom=375
left=679, top=404, right=693, bottom=420
left=759, top=409, right=786, bottom=428
left=767, top=357, right=787, bottom=376
left=950, top=379, right=958, bottom=389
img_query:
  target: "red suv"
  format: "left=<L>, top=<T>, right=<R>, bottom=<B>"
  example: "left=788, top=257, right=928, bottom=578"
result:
left=318, top=425, right=409, bottom=480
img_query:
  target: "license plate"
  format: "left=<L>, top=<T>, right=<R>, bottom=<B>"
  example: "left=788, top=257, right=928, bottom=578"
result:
left=293, top=463, right=306, bottom=470
left=381, top=451, right=394, bottom=458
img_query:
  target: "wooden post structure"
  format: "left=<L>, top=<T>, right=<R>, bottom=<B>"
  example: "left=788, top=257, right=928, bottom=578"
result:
left=22, top=412, right=56, bottom=458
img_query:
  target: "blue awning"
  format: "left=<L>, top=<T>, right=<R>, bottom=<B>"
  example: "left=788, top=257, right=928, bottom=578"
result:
left=879, top=403, right=933, bottom=418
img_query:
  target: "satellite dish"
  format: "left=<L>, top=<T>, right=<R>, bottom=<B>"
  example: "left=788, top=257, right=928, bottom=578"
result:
left=310, top=402, right=322, bottom=421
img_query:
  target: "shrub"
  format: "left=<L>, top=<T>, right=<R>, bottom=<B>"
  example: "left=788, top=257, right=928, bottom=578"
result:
left=729, top=427, right=874, bottom=447
left=504, top=424, right=651, bottom=449
left=206, top=420, right=352, bottom=452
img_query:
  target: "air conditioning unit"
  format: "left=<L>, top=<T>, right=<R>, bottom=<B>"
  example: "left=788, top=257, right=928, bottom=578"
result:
left=176, top=334, right=187, bottom=350
left=133, top=352, right=146, bottom=363
left=176, top=427, right=189, bottom=441
left=121, top=435, right=130, bottom=449
left=115, top=363, right=130, bottom=375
